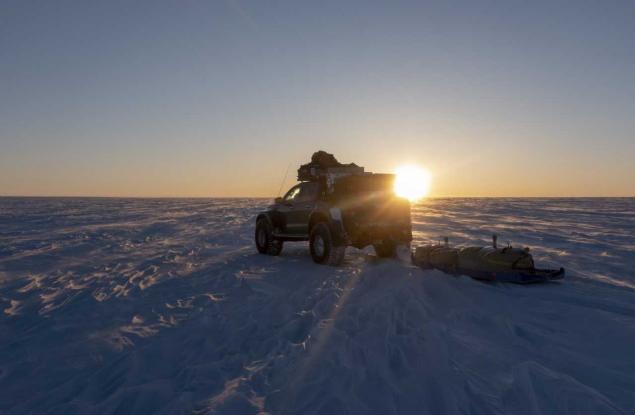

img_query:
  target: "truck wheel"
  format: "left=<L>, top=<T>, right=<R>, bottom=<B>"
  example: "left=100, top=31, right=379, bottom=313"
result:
left=310, top=222, right=345, bottom=266
left=255, top=218, right=283, bottom=256
left=374, top=241, right=397, bottom=258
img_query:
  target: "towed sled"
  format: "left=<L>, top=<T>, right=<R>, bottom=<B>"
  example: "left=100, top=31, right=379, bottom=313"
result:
left=412, top=235, right=565, bottom=284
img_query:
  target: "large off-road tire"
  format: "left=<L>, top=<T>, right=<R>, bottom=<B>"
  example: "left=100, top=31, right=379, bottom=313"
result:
left=255, top=218, right=283, bottom=256
left=374, top=240, right=397, bottom=258
left=309, top=222, right=345, bottom=266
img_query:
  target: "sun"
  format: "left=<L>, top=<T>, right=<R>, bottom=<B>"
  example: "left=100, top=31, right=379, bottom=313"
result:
left=394, top=165, right=431, bottom=201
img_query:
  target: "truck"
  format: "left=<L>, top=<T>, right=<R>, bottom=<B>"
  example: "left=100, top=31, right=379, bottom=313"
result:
left=255, top=151, right=412, bottom=265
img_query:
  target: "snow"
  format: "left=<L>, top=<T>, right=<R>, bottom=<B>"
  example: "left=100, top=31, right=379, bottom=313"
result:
left=1, top=197, right=634, bottom=414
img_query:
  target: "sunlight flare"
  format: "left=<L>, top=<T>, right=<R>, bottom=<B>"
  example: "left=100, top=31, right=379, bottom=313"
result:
left=394, top=165, right=431, bottom=201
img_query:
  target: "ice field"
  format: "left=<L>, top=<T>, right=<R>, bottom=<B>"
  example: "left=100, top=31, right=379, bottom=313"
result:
left=1, top=197, right=633, bottom=414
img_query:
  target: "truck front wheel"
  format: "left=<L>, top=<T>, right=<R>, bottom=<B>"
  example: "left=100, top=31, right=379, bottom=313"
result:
left=310, top=222, right=345, bottom=266
left=255, top=218, right=283, bottom=256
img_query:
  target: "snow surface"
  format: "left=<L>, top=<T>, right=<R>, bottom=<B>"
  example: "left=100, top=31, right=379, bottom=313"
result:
left=0, top=197, right=633, bottom=414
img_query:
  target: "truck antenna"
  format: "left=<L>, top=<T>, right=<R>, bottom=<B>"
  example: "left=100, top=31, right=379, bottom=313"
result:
left=277, top=163, right=292, bottom=197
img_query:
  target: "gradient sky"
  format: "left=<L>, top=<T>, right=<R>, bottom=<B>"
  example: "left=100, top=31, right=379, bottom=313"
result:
left=1, top=1, right=634, bottom=197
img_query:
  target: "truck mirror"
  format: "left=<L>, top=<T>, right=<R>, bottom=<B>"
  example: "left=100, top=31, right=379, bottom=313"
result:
left=274, top=197, right=283, bottom=204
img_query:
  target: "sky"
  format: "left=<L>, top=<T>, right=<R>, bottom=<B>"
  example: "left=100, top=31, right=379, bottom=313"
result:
left=1, top=0, right=634, bottom=197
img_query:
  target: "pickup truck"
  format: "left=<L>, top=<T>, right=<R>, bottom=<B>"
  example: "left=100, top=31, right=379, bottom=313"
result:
left=255, top=173, right=412, bottom=265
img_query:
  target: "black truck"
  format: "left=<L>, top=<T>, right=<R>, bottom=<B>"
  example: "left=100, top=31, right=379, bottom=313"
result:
left=255, top=152, right=412, bottom=265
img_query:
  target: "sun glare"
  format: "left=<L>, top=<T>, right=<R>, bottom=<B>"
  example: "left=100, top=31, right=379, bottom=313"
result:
left=394, top=165, right=431, bottom=202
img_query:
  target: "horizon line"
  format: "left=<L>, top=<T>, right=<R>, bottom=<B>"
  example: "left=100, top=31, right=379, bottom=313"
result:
left=1, top=195, right=633, bottom=199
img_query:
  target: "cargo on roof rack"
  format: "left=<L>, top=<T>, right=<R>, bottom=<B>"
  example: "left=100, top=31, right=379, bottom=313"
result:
left=297, top=150, right=364, bottom=182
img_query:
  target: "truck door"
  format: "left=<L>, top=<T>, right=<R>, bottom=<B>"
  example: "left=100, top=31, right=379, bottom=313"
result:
left=287, top=182, right=320, bottom=236
left=276, top=184, right=302, bottom=234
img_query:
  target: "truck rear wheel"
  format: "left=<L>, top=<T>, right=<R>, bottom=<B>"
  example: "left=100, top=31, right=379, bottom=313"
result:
left=310, top=222, right=345, bottom=266
left=255, top=218, right=283, bottom=256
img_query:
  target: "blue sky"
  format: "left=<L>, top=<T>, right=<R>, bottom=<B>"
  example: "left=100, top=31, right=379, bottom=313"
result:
left=1, top=1, right=634, bottom=196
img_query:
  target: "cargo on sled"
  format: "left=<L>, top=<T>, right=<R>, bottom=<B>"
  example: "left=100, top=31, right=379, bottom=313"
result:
left=412, top=235, right=565, bottom=284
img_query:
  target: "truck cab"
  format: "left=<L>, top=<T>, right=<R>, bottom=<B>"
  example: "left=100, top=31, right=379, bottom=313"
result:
left=270, top=181, right=324, bottom=238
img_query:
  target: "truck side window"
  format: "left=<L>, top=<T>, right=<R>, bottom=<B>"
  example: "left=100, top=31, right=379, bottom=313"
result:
left=283, top=185, right=302, bottom=202
left=297, top=182, right=320, bottom=202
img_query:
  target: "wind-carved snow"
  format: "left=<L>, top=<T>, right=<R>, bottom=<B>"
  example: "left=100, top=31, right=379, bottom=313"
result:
left=0, top=197, right=633, bottom=414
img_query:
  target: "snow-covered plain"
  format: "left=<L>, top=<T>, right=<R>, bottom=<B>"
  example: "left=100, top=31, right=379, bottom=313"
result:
left=1, top=197, right=633, bottom=415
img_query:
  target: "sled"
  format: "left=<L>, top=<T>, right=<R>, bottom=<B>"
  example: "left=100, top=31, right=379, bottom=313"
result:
left=412, top=235, right=565, bottom=284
